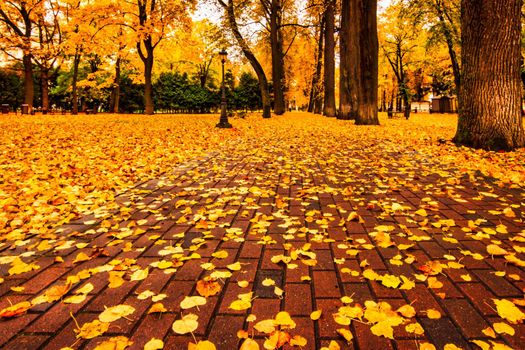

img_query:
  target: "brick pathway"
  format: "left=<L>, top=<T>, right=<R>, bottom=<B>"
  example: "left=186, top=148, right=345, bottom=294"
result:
left=1, top=120, right=525, bottom=350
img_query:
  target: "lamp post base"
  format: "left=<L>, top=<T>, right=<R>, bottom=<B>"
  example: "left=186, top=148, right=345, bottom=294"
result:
left=216, top=121, right=233, bottom=128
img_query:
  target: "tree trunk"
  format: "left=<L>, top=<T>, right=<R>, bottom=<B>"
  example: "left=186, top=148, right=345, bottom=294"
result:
left=270, top=0, right=285, bottom=115
left=41, top=68, right=49, bottom=111
left=454, top=0, right=525, bottom=150
left=144, top=53, right=154, bottom=115
left=339, top=0, right=359, bottom=120
left=222, top=0, right=271, bottom=118
left=23, top=54, right=34, bottom=110
left=308, top=17, right=324, bottom=113
left=355, top=0, right=379, bottom=125
left=109, top=58, right=121, bottom=113
left=323, top=0, right=336, bottom=117
left=71, top=52, right=80, bottom=115
left=436, top=2, right=461, bottom=94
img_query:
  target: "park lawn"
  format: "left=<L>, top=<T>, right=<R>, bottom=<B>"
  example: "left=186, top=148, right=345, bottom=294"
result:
left=0, top=112, right=523, bottom=243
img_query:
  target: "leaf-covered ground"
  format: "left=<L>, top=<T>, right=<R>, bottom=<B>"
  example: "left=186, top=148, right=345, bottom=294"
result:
left=0, top=113, right=524, bottom=350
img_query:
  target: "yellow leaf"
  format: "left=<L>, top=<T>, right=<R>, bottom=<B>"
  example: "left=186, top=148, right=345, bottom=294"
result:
left=180, top=296, right=207, bottom=310
left=144, top=338, right=164, bottom=350
left=211, top=250, right=228, bottom=259
left=188, top=340, right=217, bottom=350
left=396, top=305, right=416, bottom=318
left=274, top=311, right=296, bottom=329
left=487, top=244, right=508, bottom=256
left=8, top=258, right=39, bottom=276
left=262, top=278, right=275, bottom=287
left=152, top=294, right=167, bottom=302
left=99, top=304, right=135, bottom=323
left=493, top=299, right=525, bottom=323
left=108, top=271, right=125, bottom=288
left=443, top=345, right=463, bottom=350
left=73, top=252, right=91, bottom=264
left=482, top=326, right=496, bottom=338
left=229, top=299, right=252, bottom=311
left=237, top=280, right=250, bottom=288
left=427, top=277, right=443, bottom=289
left=471, top=340, right=490, bottom=350
left=254, top=319, right=276, bottom=334
left=93, top=336, right=133, bottom=350
left=75, top=320, right=110, bottom=339
left=239, top=338, right=260, bottom=350
left=227, top=262, right=242, bottom=271
left=370, top=320, right=394, bottom=339
left=172, top=313, right=198, bottom=334
left=63, top=295, right=87, bottom=304
left=0, top=301, right=32, bottom=318
left=427, top=309, right=441, bottom=319
left=493, top=322, right=515, bottom=335
left=336, top=328, right=353, bottom=343
left=381, top=274, right=401, bottom=288
left=289, top=335, right=307, bottom=347
left=419, top=343, right=436, bottom=350
left=310, top=309, right=322, bottom=320
left=405, top=322, right=424, bottom=335
left=196, top=279, right=222, bottom=297
left=130, top=268, right=149, bottom=281
left=148, top=303, right=168, bottom=314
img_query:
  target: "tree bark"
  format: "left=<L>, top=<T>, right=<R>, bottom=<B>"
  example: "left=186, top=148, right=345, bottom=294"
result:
left=71, top=52, right=80, bottom=115
left=221, top=0, right=271, bottom=118
left=454, top=0, right=525, bottom=151
left=355, top=0, right=379, bottom=125
left=41, top=68, right=49, bottom=111
left=109, top=58, right=121, bottom=113
left=435, top=1, right=461, bottom=94
left=339, top=0, right=359, bottom=120
left=22, top=54, right=34, bottom=110
left=308, top=17, right=324, bottom=113
left=270, top=0, right=285, bottom=115
left=144, top=54, right=154, bottom=115
left=323, top=0, right=336, bottom=117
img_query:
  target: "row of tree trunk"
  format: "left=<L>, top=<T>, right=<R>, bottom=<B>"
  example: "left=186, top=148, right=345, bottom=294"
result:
left=313, top=0, right=379, bottom=125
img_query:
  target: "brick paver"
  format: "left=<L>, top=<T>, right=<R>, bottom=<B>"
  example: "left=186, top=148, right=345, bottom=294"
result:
left=1, top=120, right=524, bottom=350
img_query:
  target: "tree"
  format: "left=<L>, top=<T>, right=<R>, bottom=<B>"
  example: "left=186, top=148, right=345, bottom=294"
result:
left=125, top=0, right=194, bottom=114
left=0, top=1, right=38, bottom=109
left=403, top=0, right=461, bottom=93
left=454, top=0, right=525, bottom=151
left=308, top=16, right=324, bottom=114
left=339, top=0, right=358, bottom=119
left=340, top=0, right=379, bottom=124
left=234, top=71, right=262, bottom=110
left=217, top=0, right=272, bottom=118
left=355, top=0, right=379, bottom=125
left=323, top=0, right=336, bottom=117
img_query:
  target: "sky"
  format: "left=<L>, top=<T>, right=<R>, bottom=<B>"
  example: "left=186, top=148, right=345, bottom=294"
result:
left=193, top=0, right=395, bottom=24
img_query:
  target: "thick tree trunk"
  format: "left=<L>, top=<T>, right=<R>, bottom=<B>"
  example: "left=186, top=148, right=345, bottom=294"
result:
left=339, top=0, right=359, bottom=120
left=41, top=69, right=49, bottom=111
left=270, top=0, right=285, bottom=115
left=144, top=54, right=154, bottom=115
left=308, top=17, right=324, bottom=113
left=323, top=0, right=336, bottom=117
left=71, top=53, right=81, bottom=115
left=355, top=0, right=379, bottom=125
left=23, top=54, right=34, bottom=109
left=454, top=0, right=525, bottom=150
left=223, top=0, right=271, bottom=118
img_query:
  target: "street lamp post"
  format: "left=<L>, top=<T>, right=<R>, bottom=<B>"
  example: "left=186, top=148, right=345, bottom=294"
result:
left=216, top=49, right=232, bottom=128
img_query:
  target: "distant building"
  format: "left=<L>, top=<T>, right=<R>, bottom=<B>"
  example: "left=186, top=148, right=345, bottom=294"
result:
left=431, top=96, right=458, bottom=113
left=410, top=101, right=431, bottom=113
